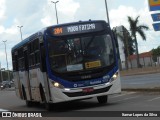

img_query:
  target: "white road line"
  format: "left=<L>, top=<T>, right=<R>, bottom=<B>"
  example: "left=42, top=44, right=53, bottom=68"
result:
left=148, top=96, right=160, bottom=102
left=111, top=92, right=136, bottom=98
left=112, top=95, right=140, bottom=103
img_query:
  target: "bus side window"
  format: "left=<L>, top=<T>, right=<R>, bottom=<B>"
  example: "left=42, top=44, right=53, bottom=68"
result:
left=15, top=53, right=19, bottom=71
left=28, top=39, right=40, bottom=68
left=18, top=58, right=24, bottom=70
left=40, top=44, right=46, bottom=72
left=35, top=52, right=40, bottom=64
left=24, top=49, right=29, bottom=71
left=18, top=48, right=25, bottom=70
left=29, top=42, right=35, bottom=67
left=12, top=51, right=18, bottom=71
left=34, top=39, right=40, bottom=65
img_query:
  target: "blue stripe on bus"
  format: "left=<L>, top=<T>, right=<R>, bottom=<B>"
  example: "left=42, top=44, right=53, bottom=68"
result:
left=47, top=65, right=118, bottom=88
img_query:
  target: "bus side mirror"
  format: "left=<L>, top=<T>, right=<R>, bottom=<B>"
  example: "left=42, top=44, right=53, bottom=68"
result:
left=40, top=46, right=47, bottom=72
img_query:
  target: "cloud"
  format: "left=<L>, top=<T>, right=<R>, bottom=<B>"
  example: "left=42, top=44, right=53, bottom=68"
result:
left=0, top=51, right=5, bottom=58
left=109, top=3, right=160, bottom=53
left=0, top=26, right=5, bottom=33
left=0, top=18, right=20, bottom=69
left=58, top=0, right=80, bottom=17
left=0, top=0, right=160, bottom=70
left=41, top=0, right=80, bottom=26
left=0, top=0, right=6, bottom=20
left=5, top=27, right=18, bottom=35
left=41, top=16, right=52, bottom=26
left=73, top=0, right=106, bottom=22
left=110, top=5, right=137, bottom=28
left=0, top=0, right=80, bottom=69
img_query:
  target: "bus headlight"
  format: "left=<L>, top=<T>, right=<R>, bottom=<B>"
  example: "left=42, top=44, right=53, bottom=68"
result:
left=64, top=88, right=70, bottom=91
left=52, top=81, right=64, bottom=89
left=110, top=72, right=118, bottom=82
left=54, top=82, right=60, bottom=87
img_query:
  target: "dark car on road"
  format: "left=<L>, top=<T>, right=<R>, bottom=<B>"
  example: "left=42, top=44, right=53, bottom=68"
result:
left=0, top=81, right=11, bottom=90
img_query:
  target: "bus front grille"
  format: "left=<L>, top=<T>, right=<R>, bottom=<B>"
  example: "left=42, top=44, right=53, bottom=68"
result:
left=63, top=85, right=112, bottom=97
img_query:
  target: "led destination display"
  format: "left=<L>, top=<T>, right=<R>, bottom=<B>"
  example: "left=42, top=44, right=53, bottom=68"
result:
left=51, top=22, right=106, bottom=36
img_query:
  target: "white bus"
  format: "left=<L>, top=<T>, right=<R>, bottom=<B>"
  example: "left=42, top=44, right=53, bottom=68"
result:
left=11, top=20, right=121, bottom=110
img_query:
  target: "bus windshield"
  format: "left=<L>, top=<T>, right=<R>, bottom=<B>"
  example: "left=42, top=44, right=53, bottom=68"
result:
left=48, top=33, right=115, bottom=73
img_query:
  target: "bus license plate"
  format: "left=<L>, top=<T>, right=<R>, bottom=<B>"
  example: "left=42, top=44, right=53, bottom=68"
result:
left=82, top=87, right=94, bottom=93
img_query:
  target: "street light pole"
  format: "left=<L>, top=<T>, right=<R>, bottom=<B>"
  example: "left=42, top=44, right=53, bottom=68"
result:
left=3, top=40, right=9, bottom=71
left=51, top=1, right=59, bottom=24
left=0, top=68, right=5, bottom=83
left=17, top=26, right=23, bottom=41
left=0, top=62, right=3, bottom=83
left=104, top=0, right=110, bottom=25
left=2, top=40, right=10, bottom=81
left=0, top=69, right=3, bottom=83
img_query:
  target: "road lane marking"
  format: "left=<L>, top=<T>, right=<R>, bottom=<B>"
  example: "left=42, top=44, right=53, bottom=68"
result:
left=110, top=92, right=136, bottom=98
left=112, top=95, right=140, bottom=103
left=148, top=96, right=160, bottom=102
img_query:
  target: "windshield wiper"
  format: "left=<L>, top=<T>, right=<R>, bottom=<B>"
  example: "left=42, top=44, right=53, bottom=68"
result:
left=84, top=36, right=95, bottom=51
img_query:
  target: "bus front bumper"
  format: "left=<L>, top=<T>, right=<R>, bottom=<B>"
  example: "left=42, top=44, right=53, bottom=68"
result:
left=49, top=79, right=121, bottom=103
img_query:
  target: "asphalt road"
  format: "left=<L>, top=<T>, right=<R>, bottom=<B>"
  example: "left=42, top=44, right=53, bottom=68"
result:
left=121, top=73, right=160, bottom=89
left=1, top=90, right=160, bottom=120
left=1, top=73, right=160, bottom=120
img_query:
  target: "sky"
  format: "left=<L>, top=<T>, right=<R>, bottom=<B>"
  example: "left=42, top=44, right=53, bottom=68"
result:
left=0, top=0, right=160, bottom=70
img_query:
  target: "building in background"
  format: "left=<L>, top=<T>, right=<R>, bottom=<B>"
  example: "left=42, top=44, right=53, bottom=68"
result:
left=113, top=26, right=131, bottom=70
left=128, top=51, right=160, bottom=68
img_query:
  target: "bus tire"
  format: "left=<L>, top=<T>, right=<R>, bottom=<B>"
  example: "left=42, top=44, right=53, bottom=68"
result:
left=22, top=85, right=27, bottom=100
left=40, top=87, right=52, bottom=111
left=45, top=102, right=53, bottom=111
left=26, top=101, right=33, bottom=107
left=22, top=86, right=33, bottom=107
left=97, top=95, right=108, bottom=104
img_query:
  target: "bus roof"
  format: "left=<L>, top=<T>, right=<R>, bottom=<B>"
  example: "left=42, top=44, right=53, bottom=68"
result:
left=12, top=20, right=109, bottom=51
left=11, top=30, right=45, bottom=51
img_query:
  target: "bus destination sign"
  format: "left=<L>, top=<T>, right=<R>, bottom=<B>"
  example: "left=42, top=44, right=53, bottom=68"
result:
left=52, top=22, right=104, bottom=36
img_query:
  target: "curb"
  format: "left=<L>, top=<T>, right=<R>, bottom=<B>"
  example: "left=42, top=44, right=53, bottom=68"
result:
left=122, top=88, right=160, bottom=92
left=120, top=71, right=160, bottom=76
left=0, top=87, right=15, bottom=91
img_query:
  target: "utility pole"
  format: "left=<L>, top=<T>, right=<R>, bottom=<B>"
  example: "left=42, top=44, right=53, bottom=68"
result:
left=0, top=62, right=3, bottom=83
left=2, top=40, right=10, bottom=81
left=104, top=0, right=110, bottom=25
left=51, top=1, right=59, bottom=24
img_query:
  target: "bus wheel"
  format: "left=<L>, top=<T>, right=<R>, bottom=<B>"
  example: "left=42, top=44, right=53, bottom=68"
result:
left=41, top=89, right=52, bottom=111
left=22, top=86, right=33, bottom=107
left=26, top=101, right=33, bottom=107
left=45, top=102, right=53, bottom=111
left=97, top=95, right=108, bottom=104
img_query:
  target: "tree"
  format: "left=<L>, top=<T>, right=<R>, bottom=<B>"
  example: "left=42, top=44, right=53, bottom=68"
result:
left=128, top=16, right=149, bottom=68
left=127, top=35, right=135, bottom=55
left=152, top=46, right=160, bottom=63
left=112, top=29, right=122, bottom=70
left=113, top=26, right=135, bottom=69
left=0, top=70, right=13, bottom=82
